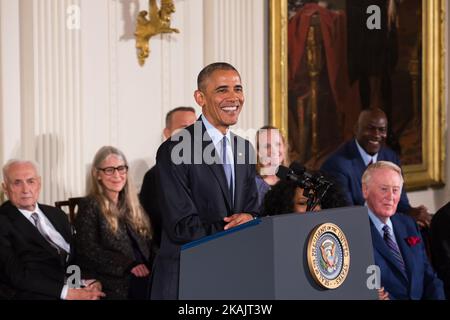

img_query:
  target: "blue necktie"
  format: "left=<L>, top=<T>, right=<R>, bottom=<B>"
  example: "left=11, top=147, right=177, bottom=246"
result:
left=222, top=135, right=234, bottom=204
left=382, top=225, right=405, bottom=272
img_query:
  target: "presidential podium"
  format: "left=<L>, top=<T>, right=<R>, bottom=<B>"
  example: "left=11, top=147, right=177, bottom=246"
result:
left=179, top=206, right=378, bottom=299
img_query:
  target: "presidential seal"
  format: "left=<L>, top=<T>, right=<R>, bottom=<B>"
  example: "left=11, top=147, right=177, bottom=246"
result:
left=307, top=223, right=350, bottom=289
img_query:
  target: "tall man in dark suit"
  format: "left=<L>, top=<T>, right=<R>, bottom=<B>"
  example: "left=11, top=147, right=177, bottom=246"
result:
left=0, top=159, right=105, bottom=299
left=140, top=106, right=197, bottom=248
left=151, top=62, right=260, bottom=300
left=321, top=108, right=430, bottom=227
left=430, top=202, right=450, bottom=299
left=362, top=161, right=444, bottom=299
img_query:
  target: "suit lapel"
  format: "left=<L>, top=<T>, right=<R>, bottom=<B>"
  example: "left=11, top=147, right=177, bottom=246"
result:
left=350, top=141, right=369, bottom=204
left=351, top=156, right=365, bottom=183
left=5, top=203, right=61, bottom=257
left=370, top=220, right=408, bottom=281
left=41, top=205, right=72, bottom=246
left=232, top=134, right=246, bottom=212
left=350, top=141, right=366, bottom=171
left=377, top=146, right=390, bottom=161
left=392, top=215, right=415, bottom=286
left=206, top=161, right=233, bottom=210
left=200, top=122, right=233, bottom=211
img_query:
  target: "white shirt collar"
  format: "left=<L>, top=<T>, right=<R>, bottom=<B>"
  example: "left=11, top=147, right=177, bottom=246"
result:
left=17, top=203, right=71, bottom=253
left=18, top=203, right=42, bottom=222
left=366, top=203, right=393, bottom=237
left=355, top=139, right=378, bottom=166
left=201, top=114, right=231, bottom=147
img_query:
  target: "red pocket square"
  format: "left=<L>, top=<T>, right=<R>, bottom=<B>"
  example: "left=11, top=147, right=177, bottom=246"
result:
left=405, top=236, right=421, bottom=247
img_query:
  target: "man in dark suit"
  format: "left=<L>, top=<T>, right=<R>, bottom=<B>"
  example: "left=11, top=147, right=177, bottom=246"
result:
left=150, top=62, right=260, bottom=300
left=362, top=161, right=444, bottom=299
left=430, top=202, right=450, bottom=299
left=321, top=108, right=430, bottom=227
left=140, top=106, right=196, bottom=248
left=0, top=159, right=105, bottom=300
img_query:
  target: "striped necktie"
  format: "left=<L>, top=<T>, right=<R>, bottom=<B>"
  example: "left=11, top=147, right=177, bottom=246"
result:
left=222, top=135, right=234, bottom=204
left=31, top=212, right=65, bottom=255
left=382, top=225, right=405, bottom=272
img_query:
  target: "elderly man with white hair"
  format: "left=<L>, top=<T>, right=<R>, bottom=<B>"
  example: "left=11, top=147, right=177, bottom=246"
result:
left=0, top=159, right=105, bottom=300
left=362, top=161, right=444, bottom=300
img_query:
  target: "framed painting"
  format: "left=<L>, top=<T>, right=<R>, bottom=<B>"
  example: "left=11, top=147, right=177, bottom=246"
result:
left=269, top=0, right=446, bottom=190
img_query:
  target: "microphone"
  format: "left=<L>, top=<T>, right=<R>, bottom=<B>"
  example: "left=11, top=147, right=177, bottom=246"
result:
left=275, top=165, right=295, bottom=181
left=289, top=161, right=313, bottom=181
left=289, top=161, right=316, bottom=189
left=277, top=162, right=334, bottom=212
left=276, top=164, right=317, bottom=211
left=289, top=161, right=333, bottom=188
left=275, top=165, right=313, bottom=189
left=289, top=161, right=306, bottom=175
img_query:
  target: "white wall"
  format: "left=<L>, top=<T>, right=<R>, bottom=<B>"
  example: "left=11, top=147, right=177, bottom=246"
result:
left=79, top=0, right=205, bottom=189
left=203, top=0, right=268, bottom=137
left=0, top=0, right=267, bottom=205
left=0, top=0, right=206, bottom=204
left=0, top=0, right=22, bottom=168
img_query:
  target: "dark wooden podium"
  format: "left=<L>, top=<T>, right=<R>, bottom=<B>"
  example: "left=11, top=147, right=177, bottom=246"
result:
left=179, top=206, right=378, bottom=300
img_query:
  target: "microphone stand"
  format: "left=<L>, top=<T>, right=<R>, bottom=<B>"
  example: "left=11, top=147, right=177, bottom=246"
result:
left=306, top=181, right=332, bottom=212
left=305, top=188, right=318, bottom=212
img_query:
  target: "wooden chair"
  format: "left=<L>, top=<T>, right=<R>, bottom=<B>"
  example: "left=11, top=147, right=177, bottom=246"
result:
left=55, top=197, right=83, bottom=223
left=0, top=190, right=5, bottom=205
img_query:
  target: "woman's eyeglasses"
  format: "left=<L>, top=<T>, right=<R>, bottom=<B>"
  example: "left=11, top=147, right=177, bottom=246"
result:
left=97, top=165, right=128, bottom=175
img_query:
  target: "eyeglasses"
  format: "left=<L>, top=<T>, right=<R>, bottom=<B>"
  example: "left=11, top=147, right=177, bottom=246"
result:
left=97, top=165, right=128, bottom=175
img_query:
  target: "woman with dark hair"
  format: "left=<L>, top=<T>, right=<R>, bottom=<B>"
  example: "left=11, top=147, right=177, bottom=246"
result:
left=262, top=172, right=348, bottom=216
left=74, top=146, right=153, bottom=299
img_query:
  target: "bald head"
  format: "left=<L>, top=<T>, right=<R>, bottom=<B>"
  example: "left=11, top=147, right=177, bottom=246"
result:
left=357, top=108, right=387, bottom=126
left=355, top=108, right=388, bottom=156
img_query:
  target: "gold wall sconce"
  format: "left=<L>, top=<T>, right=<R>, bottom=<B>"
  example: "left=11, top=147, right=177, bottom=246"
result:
left=135, top=0, right=180, bottom=66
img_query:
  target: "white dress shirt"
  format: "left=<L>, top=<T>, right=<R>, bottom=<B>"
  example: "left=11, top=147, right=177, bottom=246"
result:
left=366, top=204, right=401, bottom=248
left=202, top=114, right=235, bottom=186
left=18, top=204, right=70, bottom=253
left=355, top=139, right=378, bottom=166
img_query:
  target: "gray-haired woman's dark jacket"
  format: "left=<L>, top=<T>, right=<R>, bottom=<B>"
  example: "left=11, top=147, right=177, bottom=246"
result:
left=74, top=196, right=153, bottom=299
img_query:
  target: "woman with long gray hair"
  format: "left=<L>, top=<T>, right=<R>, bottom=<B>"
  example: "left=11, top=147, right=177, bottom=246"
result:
left=74, top=146, right=153, bottom=299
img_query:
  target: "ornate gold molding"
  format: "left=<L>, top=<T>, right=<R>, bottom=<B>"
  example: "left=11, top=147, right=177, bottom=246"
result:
left=269, top=0, right=446, bottom=190
left=406, top=0, right=446, bottom=189
left=269, top=0, right=288, bottom=139
left=135, top=0, right=179, bottom=66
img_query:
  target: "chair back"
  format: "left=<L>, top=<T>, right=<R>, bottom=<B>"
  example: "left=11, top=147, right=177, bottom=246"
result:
left=55, top=197, right=83, bottom=223
left=0, top=190, right=5, bottom=205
